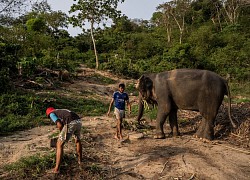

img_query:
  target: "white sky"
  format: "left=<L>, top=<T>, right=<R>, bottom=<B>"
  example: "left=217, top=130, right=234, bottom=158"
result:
left=46, top=0, right=166, bottom=36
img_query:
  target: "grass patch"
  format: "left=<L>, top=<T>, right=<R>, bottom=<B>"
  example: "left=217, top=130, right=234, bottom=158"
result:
left=48, top=131, right=59, bottom=139
left=81, top=126, right=90, bottom=134
left=131, top=104, right=157, bottom=120
left=230, top=81, right=250, bottom=102
left=0, top=115, right=47, bottom=135
left=0, top=91, right=49, bottom=135
left=3, top=152, right=55, bottom=178
left=0, top=90, right=108, bottom=135
left=87, top=74, right=116, bottom=85
left=80, top=89, right=95, bottom=95
left=43, top=93, right=108, bottom=116
left=2, top=152, right=83, bottom=179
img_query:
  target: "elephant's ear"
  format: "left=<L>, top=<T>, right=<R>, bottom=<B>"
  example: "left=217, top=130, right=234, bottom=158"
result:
left=145, top=77, right=153, bottom=99
left=138, top=75, right=153, bottom=99
left=145, top=77, right=153, bottom=90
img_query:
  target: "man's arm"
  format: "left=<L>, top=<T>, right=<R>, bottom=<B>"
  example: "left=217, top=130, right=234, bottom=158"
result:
left=49, top=113, right=63, bottom=131
left=56, top=120, right=64, bottom=131
left=107, top=98, right=114, bottom=116
left=126, top=100, right=131, bottom=114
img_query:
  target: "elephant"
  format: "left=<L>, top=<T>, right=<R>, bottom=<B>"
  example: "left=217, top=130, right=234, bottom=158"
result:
left=135, top=69, right=236, bottom=140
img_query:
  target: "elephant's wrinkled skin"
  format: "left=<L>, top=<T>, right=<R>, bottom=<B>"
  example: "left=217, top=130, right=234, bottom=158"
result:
left=136, top=69, right=236, bottom=140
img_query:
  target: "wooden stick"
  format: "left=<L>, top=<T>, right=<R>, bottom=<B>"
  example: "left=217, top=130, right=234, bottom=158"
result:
left=230, top=133, right=243, bottom=138
left=188, top=173, right=195, bottom=180
left=160, top=161, right=169, bottom=173
left=220, top=144, right=250, bottom=154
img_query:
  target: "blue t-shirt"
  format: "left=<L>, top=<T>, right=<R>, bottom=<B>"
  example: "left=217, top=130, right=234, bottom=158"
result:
left=113, top=91, right=129, bottom=110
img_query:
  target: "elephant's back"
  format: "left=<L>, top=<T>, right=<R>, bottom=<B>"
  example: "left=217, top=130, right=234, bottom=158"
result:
left=154, top=69, right=227, bottom=95
left=166, top=69, right=226, bottom=85
left=157, top=69, right=227, bottom=109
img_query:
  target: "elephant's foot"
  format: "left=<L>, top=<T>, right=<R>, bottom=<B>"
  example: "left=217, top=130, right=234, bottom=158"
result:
left=153, top=133, right=166, bottom=139
left=168, top=131, right=180, bottom=137
left=195, top=122, right=214, bottom=141
left=194, top=131, right=214, bottom=141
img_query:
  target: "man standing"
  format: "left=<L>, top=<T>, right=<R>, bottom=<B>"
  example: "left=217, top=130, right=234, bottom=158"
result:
left=107, top=83, right=131, bottom=140
left=46, top=107, right=82, bottom=173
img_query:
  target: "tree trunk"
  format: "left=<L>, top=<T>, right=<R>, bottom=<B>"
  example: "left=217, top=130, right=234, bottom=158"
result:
left=222, top=0, right=241, bottom=24
left=90, top=20, right=99, bottom=69
left=171, top=13, right=184, bottom=44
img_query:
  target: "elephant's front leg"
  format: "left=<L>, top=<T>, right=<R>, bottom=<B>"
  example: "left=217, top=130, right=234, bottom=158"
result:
left=154, top=105, right=170, bottom=139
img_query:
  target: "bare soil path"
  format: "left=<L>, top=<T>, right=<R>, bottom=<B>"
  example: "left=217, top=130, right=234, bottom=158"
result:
left=0, top=66, right=249, bottom=179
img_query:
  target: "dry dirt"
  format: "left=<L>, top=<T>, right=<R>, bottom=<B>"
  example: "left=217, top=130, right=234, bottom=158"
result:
left=0, top=66, right=249, bottom=180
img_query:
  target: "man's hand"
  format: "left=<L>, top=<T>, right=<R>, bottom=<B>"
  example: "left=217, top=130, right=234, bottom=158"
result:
left=56, top=120, right=63, bottom=131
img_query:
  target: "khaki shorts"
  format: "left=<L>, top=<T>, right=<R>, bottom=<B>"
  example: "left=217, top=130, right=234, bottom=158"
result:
left=114, top=107, right=125, bottom=120
left=58, top=119, right=82, bottom=142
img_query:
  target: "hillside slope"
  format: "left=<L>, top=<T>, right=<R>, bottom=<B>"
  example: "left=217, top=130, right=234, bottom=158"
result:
left=0, top=66, right=249, bottom=179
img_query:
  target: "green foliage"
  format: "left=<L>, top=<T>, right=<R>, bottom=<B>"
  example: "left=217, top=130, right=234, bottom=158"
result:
left=0, top=0, right=249, bottom=136
left=209, top=26, right=250, bottom=80
left=102, top=57, right=140, bottom=78
left=160, top=43, right=198, bottom=69
left=125, top=83, right=137, bottom=95
left=0, top=42, right=19, bottom=93
left=81, top=50, right=96, bottom=68
left=26, top=18, right=46, bottom=32
left=69, top=0, right=124, bottom=28
left=18, top=57, right=37, bottom=77
left=0, top=92, right=48, bottom=134
left=0, top=93, right=43, bottom=116
left=69, top=0, right=125, bottom=69
left=0, top=67, right=11, bottom=93
left=39, top=48, right=80, bottom=72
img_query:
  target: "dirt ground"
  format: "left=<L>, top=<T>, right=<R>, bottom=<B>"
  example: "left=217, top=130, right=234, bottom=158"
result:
left=0, top=66, right=249, bottom=179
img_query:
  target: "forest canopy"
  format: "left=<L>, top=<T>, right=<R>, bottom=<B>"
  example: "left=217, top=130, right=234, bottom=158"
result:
left=0, top=0, right=249, bottom=94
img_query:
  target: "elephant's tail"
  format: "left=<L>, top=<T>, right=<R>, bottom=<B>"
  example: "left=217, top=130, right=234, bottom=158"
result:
left=225, top=78, right=237, bottom=128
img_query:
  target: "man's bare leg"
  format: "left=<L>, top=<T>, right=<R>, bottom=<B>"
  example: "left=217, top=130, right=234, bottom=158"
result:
left=54, top=140, right=64, bottom=173
left=76, top=139, right=82, bottom=164
left=118, top=118, right=123, bottom=140
left=113, top=118, right=118, bottom=139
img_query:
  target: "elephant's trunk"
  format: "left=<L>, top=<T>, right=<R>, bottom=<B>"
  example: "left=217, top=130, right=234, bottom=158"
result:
left=136, top=93, right=144, bottom=122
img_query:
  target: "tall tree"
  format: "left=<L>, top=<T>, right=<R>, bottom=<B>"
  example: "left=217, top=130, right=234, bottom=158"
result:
left=221, top=0, right=247, bottom=25
left=29, top=1, right=69, bottom=35
left=159, top=0, right=192, bottom=44
left=156, top=4, right=173, bottom=43
left=69, top=0, right=124, bottom=69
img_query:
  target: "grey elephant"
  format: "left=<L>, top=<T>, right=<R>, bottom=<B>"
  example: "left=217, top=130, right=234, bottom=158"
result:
left=136, top=69, right=236, bottom=140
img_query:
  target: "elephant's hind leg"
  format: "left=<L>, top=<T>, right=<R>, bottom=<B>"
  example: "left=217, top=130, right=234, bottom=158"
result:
left=195, top=112, right=216, bottom=140
left=169, top=108, right=180, bottom=137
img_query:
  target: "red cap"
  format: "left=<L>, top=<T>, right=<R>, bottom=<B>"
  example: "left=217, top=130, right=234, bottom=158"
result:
left=46, top=107, right=55, bottom=117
